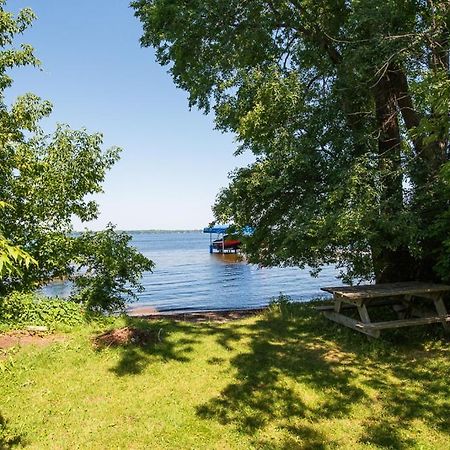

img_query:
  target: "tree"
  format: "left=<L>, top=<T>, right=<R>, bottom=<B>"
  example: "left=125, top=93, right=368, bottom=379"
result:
left=132, top=0, right=449, bottom=283
left=0, top=2, right=153, bottom=309
left=0, top=202, right=37, bottom=277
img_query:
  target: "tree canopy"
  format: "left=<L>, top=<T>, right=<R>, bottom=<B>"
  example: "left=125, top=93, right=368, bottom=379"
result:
left=133, top=0, right=449, bottom=283
left=0, top=2, right=153, bottom=310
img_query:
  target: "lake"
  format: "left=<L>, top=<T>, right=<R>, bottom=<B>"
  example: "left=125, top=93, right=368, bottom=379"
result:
left=43, top=231, right=341, bottom=313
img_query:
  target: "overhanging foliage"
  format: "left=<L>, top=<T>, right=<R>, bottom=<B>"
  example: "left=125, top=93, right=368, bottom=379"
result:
left=133, top=0, right=449, bottom=283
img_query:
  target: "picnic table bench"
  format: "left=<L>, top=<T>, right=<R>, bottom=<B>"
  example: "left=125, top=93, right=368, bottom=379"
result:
left=318, top=282, right=450, bottom=338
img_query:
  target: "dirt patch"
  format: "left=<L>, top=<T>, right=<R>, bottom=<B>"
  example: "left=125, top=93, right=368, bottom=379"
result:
left=128, top=308, right=265, bottom=323
left=93, top=327, right=159, bottom=348
left=0, top=330, right=64, bottom=351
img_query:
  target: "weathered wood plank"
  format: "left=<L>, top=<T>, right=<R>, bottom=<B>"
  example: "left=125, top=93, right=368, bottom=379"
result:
left=323, top=311, right=380, bottom=338
left=321, top=282, right=450, bottom=299
left=315, top=304, right=355, bottom=311
left=363, top=315, right=450, bottom=330
left=314, top=299, right=404, bottom=311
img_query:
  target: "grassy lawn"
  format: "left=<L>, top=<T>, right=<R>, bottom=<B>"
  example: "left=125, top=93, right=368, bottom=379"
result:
left=1, top=302, right=449, bottom=449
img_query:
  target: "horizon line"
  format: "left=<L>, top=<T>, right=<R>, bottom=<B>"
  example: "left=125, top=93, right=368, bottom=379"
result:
left=73, top=229, right=203, bottom=233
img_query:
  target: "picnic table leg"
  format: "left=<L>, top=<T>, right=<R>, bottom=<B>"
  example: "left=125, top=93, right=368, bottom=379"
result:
left=432, top=295, right=450, bottom=332
left=323, top=296, right=380, bottom=338
left=357, top=304, right=371, bottom=324
left=356, top=304, right=380, bottom=339
left=334, top=297, right=342, bottom=313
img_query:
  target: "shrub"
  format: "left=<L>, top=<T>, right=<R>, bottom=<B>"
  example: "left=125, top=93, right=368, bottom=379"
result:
left=70, top=225, right=154, bottom=313
left=267, top=293, right=294, bottom=318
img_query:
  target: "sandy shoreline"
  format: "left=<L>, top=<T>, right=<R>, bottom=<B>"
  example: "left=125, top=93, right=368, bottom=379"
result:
left=127, top=306, right=266, bottom=322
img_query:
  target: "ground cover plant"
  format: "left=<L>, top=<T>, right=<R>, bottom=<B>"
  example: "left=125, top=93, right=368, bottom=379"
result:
left=1, top=303, right=449, bottom=449
left=0, top=292, right=85, bottom=331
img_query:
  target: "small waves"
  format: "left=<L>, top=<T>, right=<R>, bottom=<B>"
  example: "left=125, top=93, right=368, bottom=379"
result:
left=43, top=231, right=341, bottom=312
left=128, top=231, right=340, bottom=312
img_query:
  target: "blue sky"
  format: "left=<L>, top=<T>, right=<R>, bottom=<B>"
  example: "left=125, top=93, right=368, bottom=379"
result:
left=6, top=0, right=252, bottom=230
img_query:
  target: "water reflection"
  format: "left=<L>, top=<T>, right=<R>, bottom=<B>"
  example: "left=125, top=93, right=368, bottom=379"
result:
left=210, top=253, right=245, bottom=264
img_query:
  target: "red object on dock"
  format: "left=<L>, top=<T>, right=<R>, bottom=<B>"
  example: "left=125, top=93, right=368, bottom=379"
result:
left=212, top=237, right=241, bottom=251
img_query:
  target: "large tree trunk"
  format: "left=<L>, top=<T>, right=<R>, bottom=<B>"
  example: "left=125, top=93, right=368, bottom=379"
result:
left=314, top=23, right=448, bottom=284
left=371, top=58, right=448, bottom=283
left=371, top=247, right=415, bottom=284
left=371, top=69, right=415, bottom=283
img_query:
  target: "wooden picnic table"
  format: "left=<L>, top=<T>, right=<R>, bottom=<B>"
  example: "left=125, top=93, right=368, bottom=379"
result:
left=318, top=282, right=450, bottom=338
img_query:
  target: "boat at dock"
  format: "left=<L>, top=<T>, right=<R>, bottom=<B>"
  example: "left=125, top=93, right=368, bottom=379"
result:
left=203, top=224, right=254, bottom=253
left=203, top=225, right=240, bottom=253
left=212, top=234, right=241, bottom=251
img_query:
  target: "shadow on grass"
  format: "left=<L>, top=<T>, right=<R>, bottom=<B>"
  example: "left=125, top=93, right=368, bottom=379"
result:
left=194, top=303, right=450, bottom=449
left=195, top=306, right=364, bottom=447
left=92, top=302, right=450, bottom=448
left=359, top=419, right=416, bottom=449
left=92, top=309, right=261, bottom=377
left=0, top=413, right=25, bottom=449
left=92, top=317, right=202, bottom=376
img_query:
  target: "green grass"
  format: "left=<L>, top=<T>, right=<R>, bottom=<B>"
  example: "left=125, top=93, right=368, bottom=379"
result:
left=1, top=302, right=450, bottom=449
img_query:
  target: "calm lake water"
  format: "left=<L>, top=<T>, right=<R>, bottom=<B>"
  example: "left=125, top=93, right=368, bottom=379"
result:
left=44, top=231, right=341, bottom=313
